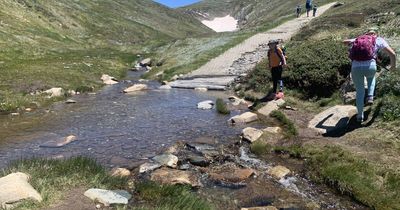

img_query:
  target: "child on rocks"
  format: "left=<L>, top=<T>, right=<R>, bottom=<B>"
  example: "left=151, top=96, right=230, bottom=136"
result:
left=267, top=40, right=287, bottom=100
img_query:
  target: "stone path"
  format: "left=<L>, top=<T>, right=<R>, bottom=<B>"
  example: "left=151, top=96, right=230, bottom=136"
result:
left=170, top=2, right=337, bottom=90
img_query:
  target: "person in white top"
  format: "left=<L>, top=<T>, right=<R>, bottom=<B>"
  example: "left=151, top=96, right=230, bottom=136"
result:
left=343, top=28, right=397, bottom=122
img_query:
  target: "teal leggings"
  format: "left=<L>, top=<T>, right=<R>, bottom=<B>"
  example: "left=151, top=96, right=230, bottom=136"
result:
left=351, top=65, right=377, bottom=119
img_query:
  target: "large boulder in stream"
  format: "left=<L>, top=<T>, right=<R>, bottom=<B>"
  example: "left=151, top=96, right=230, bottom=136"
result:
left=197, top=100, right=214, bottom=110
left=268, top=166, right=291, bottom=179
left=40, top=135, right=77, bottom=148
left=308, top=105, right=357, bottom=135
left=0, top=172, right=42, bottom=209
left=208, top=164, right=255, bottom=183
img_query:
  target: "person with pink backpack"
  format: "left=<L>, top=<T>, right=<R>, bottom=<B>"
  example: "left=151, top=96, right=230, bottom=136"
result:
left=344, top=28, right=397, bottom=122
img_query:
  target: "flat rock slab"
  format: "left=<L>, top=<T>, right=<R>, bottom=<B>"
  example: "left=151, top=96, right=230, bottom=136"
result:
left=84, top=189, right=131, bottom=206
left=101, top=74, right=118, bottom=85
left=169, top=76, right=236, bottom=90
left=263, top=127, right=281, bottom=134
left=40, top=135, right=77, bottom=148
left=257, top=99, right=285, bottom=117
left=44, top=88, right=64, bottom=98
left=209, top=164, right=255, bottom=183
left=308, top=105, right=357, bottom=135
left=268, top=166, right=291, bottom=179
left=0, top=172, right=42, bottom=208
left=123, top=84, right=148, bottom=93
left=150, top=168, right=202, bottom=187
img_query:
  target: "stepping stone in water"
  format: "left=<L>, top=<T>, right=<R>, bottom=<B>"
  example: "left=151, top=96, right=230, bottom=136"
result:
left=40, top=135, right=77, bottom=148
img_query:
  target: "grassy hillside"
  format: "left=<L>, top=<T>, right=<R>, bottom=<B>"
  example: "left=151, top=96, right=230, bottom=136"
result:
left=0, top=0, right=213, bottom=113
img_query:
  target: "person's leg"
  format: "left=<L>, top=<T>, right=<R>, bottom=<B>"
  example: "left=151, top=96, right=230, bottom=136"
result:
left=276, top=66, right=283, bottom=92
left=351, top=66, right=367, bottom=121
left=271, top=67, right=278, bottom=93
left=365, top=65, right=377, bottom=103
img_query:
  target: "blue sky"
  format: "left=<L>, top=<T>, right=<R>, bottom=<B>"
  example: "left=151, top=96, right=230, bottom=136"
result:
left=153, top=0, right=201, bottom=8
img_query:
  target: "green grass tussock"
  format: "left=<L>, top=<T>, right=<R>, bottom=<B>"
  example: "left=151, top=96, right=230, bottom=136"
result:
left=270, top=110, right=298, bottom=138
left=215, top=98, right=230, bottom=115
left=250, top=140, right=270, bottom=156
left=304, top=146, right=400, bottom=210
left=1, top=157, right=128, bottom=209
left=134, top=182, right=214, bottom=210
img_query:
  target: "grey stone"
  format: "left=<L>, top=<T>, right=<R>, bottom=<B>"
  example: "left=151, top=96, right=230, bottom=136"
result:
left=140, top=58, right=151, bottom=66
left=152, top=154, right=178, bottom=168
left=0, top=172, right=42, bottom=209
left=263, top=127, right=281, bottom=134
left=84, top=189, right=131, bottom=206
left=139, top=162, right=162, bottom=173
left=159, top=85, right=172, bottom=90
left=229, top=112, right=258, bottom=124
left=65, top=99, right=77, bottom=104
left=308, top=105, right=357, bottom=135
left=188, top=155, right=210, bottom=167
left=43, top=87, right=64, bottom=97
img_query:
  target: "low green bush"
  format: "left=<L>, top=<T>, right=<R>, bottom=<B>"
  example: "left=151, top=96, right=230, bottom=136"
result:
left=216, top=98, right=230, bottom=115
left=380, top=95, right=400, bottom=121
left=284, top=39, right=351, bottom=98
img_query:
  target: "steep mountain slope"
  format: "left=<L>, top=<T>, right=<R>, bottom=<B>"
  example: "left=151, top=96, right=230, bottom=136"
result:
left=0, top=0, right=212, bottom=57
left=0, top=0, right=213, bottom=112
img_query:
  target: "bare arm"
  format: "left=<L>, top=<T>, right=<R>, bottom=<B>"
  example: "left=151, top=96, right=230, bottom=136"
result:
left=343, top=39, right=353, bottom=45
left=382, top=46, right=397, bottom=71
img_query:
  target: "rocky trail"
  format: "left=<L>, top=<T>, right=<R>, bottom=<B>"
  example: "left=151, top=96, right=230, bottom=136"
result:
left=169, top=2, right=338, bottom=90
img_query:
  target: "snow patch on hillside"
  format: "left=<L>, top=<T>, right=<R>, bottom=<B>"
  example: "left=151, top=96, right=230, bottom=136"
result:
left=201, top=15, right=238, bottom=33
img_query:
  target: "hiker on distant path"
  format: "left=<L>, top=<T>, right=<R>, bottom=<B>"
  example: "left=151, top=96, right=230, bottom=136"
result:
left=296, top=5, right=302, bottom=18
left=306, top=0, right=313, bottom=17
left=268, top=40, right=287, bottom=100
left=343, top=28, right=397, bottom=122
left=313, top=4, right=318, bottom=17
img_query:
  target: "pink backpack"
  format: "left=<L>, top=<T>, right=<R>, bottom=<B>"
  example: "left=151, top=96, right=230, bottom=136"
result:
left=349, top=35, right=377, bottom=61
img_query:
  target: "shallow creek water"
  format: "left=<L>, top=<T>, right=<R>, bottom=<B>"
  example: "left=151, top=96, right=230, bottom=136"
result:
left=0, top=72, right=367, bottom=209
left=0, top=73, right=251, bottom=168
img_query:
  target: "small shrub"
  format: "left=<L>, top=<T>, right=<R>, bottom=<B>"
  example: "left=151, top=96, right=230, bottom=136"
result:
left=216, top=98, right=230, bottom=115
left=250, top=140, right=270, bottom=156
left=284, top=39, right=351, bottom=98
left=376, top=70, right=400, bottom=97
left=270, top=110, right=298, bottom=138
left=380, top=95, right=400, bottom=121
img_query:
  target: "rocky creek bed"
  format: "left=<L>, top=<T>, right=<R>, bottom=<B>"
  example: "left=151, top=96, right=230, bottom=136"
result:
left=0, top=72, right=368, bottom=209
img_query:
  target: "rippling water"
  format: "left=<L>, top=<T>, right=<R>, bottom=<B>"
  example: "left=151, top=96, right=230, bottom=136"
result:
left=0, top=76, right=252, bottom=168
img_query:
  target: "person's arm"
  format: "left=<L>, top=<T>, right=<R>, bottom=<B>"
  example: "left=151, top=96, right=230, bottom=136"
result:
left=277, top=48, right=287, bottom=67
left=267, top=51, right=272, bottom=69
left=382, top=46, right=397, bottom=71
left=343, top=39, right=354, bottom=45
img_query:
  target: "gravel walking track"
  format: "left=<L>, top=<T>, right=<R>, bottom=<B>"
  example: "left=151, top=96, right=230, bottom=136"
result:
left=170, top=2, right=338, bottom=90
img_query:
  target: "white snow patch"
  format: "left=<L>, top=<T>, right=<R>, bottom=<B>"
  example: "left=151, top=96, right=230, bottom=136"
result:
left=201, top=15, right=238, bottom=33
